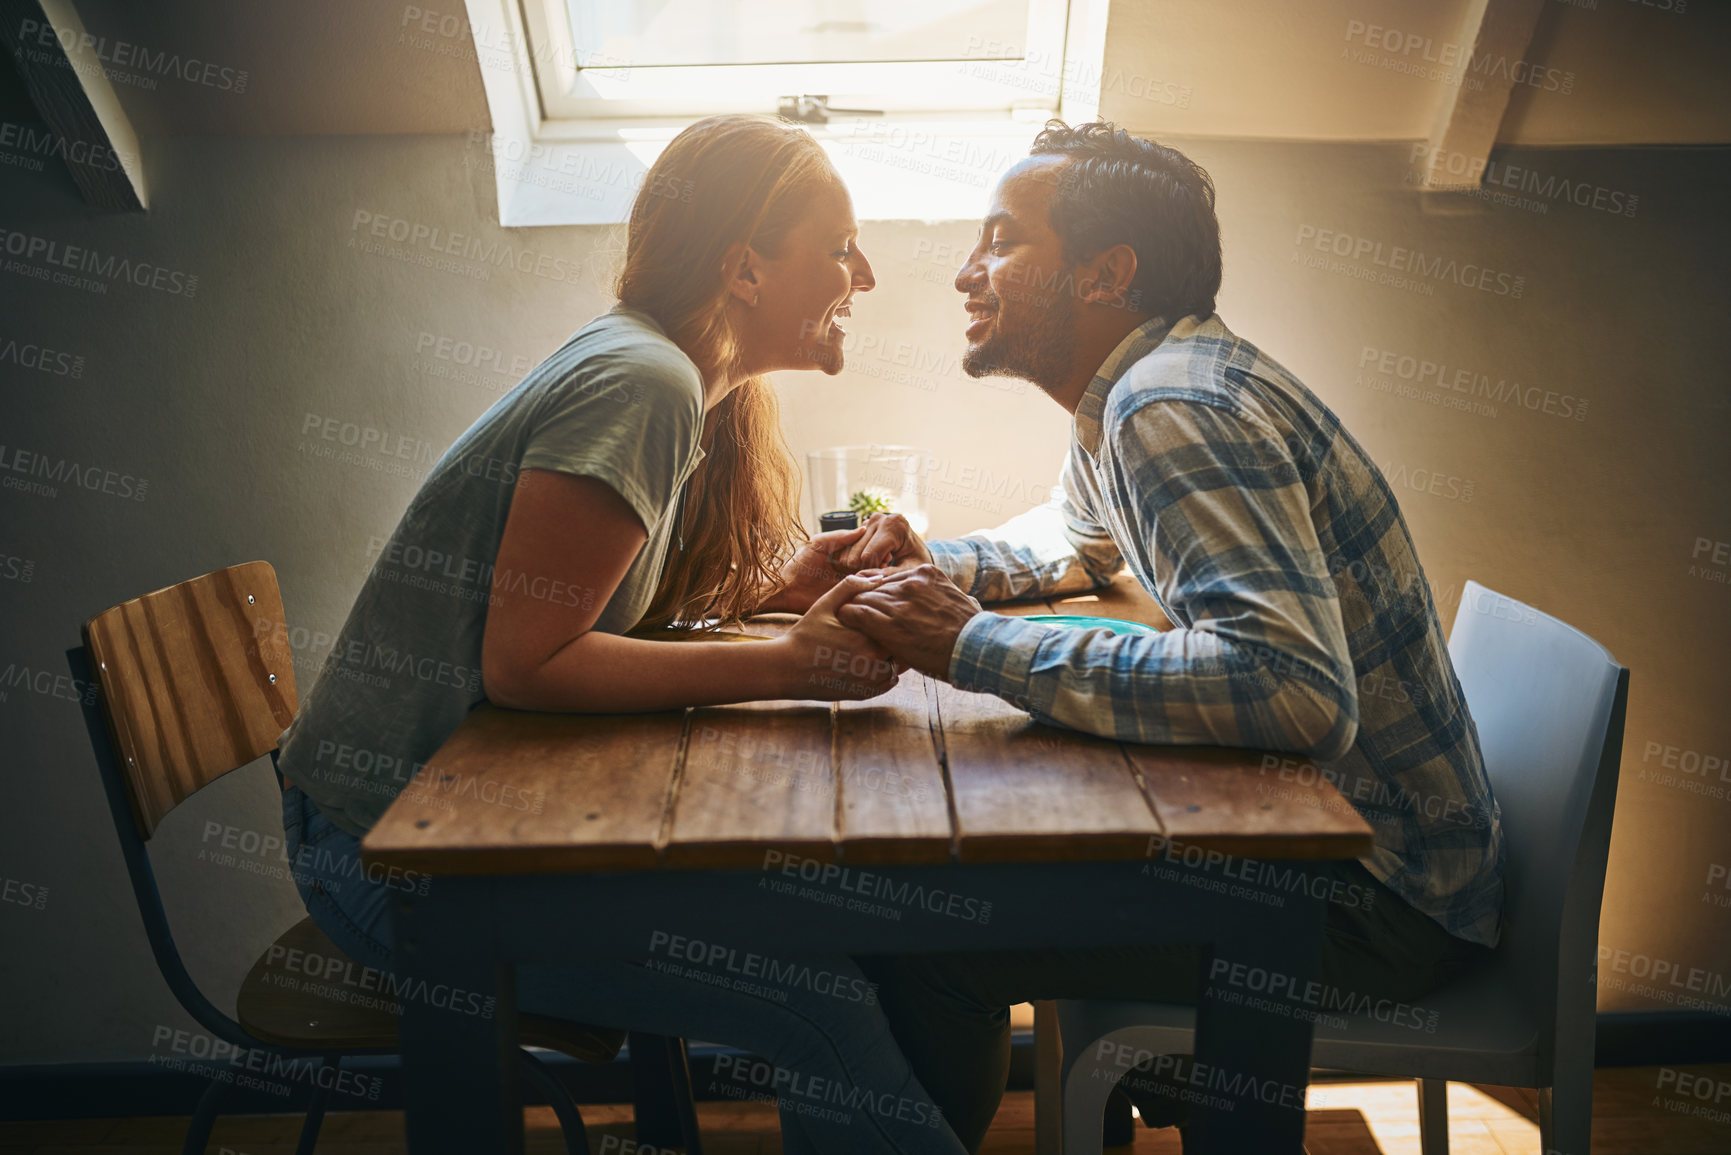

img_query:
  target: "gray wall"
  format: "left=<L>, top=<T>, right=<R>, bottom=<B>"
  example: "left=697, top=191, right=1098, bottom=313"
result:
left=2, top=126, right=1727, bottom=1063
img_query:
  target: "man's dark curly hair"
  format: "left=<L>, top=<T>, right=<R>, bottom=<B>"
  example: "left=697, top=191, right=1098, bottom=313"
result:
left=1028, top=120, right=1222, bottom=320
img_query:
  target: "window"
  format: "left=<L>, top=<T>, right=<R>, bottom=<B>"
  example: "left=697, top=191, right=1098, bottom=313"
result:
left=463, top=0, right=1106, bottom=224
left=522, top=0, right=1068, bottom=121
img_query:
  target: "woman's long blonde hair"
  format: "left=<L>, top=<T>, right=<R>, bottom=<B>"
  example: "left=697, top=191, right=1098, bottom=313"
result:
left=619, top=115, right=835, bottom=631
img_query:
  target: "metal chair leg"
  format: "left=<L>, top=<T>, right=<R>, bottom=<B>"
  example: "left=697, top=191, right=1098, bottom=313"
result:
left=292, top=1054, right=340, bottom=1155
left=1541, top=1045, right=1595, bottom=1155
left=1417, top=1078, right=1449, bottom=1155
left=666, top=1037, right=704, bottom=1155
left=1538, top=1081, right=1593, bottom=1155
left=521, top=1049, right=590, bottom=1155
left=181, top=1077, right=229, bottom=1155
left=631, top=1032, right=698, bottom=1152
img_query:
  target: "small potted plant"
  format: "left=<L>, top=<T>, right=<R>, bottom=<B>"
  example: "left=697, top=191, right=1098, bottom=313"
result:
left=848, top=489, right=894, bottom=518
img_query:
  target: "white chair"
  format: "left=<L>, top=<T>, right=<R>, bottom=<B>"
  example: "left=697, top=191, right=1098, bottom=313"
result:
left=1052, top=580, right=1630, bottom=1155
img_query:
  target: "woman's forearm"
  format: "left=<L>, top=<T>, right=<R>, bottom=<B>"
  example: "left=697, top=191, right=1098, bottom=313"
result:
left=488, top=630, right=794, bottom=713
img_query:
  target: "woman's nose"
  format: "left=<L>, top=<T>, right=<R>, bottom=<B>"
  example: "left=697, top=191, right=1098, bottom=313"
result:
left=853, top=250, right=876, bottom=292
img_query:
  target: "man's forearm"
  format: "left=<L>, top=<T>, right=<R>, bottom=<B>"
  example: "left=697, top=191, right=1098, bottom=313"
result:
left=948, top=613, right=1359, bottom=761
left=929, top=521, right=1118, bottom=603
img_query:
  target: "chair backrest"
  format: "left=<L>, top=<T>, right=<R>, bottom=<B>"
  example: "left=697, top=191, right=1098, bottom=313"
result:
left=81, top=560, right=299, bottom=838
left=1448, top=580, right=1627, bottom=1067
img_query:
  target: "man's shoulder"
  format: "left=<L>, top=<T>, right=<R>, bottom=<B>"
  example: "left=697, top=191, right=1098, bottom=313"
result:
left=1108, top=315, right=1316, bottom=432
left=1108, top=314, right=1259, bottom=418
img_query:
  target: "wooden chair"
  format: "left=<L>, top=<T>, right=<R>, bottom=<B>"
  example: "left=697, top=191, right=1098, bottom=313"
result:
left=67, top=560, right=704, bottom=1154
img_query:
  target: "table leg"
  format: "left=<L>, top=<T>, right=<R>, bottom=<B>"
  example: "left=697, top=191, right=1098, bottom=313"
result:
left=1033, top=1001, right=1062, bottom=1155
left=392, top=877, right=523, bottom=1154
left=1185, top=882, right=1327, bottom=1154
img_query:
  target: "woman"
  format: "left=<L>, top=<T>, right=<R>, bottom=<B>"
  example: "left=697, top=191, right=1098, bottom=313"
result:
left=275, top=114, right=960, bottom=1153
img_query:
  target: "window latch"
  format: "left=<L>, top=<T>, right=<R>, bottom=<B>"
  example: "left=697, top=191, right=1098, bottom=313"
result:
left=777, top=94, right=883, bottom=125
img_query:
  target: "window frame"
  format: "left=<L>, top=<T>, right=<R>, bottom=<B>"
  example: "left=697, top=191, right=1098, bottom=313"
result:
left=520, top=0, right=1072, bottom=122
left=460, top=0, right=1109, bottom=225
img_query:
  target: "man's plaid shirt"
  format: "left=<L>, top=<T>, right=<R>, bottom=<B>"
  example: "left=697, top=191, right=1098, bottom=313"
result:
left=929, top=314, right=1505, bottom=946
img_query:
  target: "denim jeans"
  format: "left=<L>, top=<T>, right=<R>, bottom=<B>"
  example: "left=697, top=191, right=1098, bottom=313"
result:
left=282, top=784, right=965, bottom=1155
left=857, top=860, right=1492, bottom=1153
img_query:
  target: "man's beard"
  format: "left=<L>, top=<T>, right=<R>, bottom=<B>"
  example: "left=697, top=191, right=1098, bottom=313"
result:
left=961, top=287, right=1077, bottom=391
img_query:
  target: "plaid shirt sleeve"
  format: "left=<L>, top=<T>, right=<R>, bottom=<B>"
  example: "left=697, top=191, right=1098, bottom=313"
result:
left=944, top=398, right=1362, bottom=761
left=927, top=446, right=1125, bottom=600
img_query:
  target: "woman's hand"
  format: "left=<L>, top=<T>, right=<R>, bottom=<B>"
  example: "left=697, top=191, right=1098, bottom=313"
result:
left=836, top=512, right=932, bottom=572
left=772, top=574, right=900, bottom=701
left=835, top=564, right=982, bottom=680
left=755, top=514, right=932, bottom=616
left=756, top=525, right=868, bottom=615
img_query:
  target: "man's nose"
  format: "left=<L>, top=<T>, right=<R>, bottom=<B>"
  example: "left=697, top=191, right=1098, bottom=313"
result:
left=955, top=255, right=986, bottom=294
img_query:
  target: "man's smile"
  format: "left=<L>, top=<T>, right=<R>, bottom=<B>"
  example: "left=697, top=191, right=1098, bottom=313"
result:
left=964, top=299, right=996, bottom=342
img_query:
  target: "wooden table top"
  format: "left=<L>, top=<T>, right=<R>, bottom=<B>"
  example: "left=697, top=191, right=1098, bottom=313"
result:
left=363, top=574, right=1374, bottom=876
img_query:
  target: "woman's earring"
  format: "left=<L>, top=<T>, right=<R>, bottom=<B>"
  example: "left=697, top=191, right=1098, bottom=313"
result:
left=752, top=293, right=760, bottom=307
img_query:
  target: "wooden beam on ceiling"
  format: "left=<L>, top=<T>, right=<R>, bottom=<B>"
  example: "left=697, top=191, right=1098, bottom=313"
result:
left=0, top=0, right=146, bottom=210
left=1419, top=0, right=1549, bottom=191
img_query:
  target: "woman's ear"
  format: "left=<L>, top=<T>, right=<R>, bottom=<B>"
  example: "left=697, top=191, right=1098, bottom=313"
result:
left=722, top=241, right=763, bottom=307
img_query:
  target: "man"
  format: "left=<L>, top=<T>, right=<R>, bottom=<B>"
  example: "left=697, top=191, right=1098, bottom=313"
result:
left=834, top=121, right=1504, bottom=1151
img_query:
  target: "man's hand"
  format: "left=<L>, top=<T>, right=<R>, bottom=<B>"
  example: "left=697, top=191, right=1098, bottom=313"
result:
left=757, top=525, right=867, bottom=615
left=834, top=564, right=983, bottom=680
left=836, top=513, right=932, bottom=572
left=777, top=574, right=901, bottom=701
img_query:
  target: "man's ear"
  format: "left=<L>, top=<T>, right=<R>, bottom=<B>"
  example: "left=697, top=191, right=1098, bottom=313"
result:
left=1080, top=243, right=1138, bottom=309
left=722, top=241, right=763, bottom=306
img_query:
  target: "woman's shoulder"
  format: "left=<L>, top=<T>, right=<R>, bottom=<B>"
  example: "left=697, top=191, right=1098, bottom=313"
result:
left=560, top=307, right=700, bottom=389
left=502, top=308, right=700, bottom=448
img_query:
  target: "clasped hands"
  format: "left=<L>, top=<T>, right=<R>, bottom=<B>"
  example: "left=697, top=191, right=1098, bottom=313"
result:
left=763, top=514, right=982, bottom=690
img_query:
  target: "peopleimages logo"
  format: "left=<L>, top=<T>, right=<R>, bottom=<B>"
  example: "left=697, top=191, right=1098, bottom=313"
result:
left=1295, top=225, right=1525, bottom=298
left=1341, top=19, right=1575, bottom=94
left=348, top=210, right=588, bottom=285
left=0, top=444, right=149, bottom=502
left=13, top=17, right=250, bottom=93
left=646, top=931, right=878, bottom=1005
left=0, top=334, right=83, bottom=378
left=0, top=120, right=133, bottom=174
left=1406, top=144, right=1638, bottom=218
left=1358, top=345, right=1588, bottom=421
left=0, top=228, right=199, bottom=297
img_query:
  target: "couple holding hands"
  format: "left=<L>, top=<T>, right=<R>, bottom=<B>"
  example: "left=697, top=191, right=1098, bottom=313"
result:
left=276, top=114, right=1504, bottom=1152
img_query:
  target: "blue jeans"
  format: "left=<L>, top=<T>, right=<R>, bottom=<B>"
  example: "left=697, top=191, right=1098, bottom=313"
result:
left=282, top=784, right=964, bottom=1155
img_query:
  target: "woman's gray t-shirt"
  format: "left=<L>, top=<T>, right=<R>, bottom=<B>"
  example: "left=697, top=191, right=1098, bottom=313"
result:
left=275, top=306, right=705, bottom=836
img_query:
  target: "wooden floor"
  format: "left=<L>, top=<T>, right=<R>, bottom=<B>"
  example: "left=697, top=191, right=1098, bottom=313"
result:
left=2, top=1068, right=1728, bottom=1155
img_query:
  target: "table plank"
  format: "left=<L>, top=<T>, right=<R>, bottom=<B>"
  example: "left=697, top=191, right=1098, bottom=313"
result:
left=362, top=705, right=685, bottom=875
left=993, top=596, right=1062, bottom=617
left=832, top=671, right=953, bottom=865
left=666, top=698, right=838, bottom=867
left=1046, top=571, right=1173, bottom=630
left=1122, top=745, right=1374, bottom=860
left=934, top=680, right=1164, bottom=863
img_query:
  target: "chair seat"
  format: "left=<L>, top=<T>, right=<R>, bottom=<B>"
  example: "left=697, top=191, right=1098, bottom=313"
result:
left=1311, top=959, right=1543, bottom=1085
left=237, top=916, right=626, bottom=1063
left=1059, top=957, right=1545, bottom=1092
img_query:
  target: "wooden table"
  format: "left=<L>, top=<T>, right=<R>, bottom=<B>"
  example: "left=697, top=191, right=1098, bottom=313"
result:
left=363, top=574, right=1373, bottom=1153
